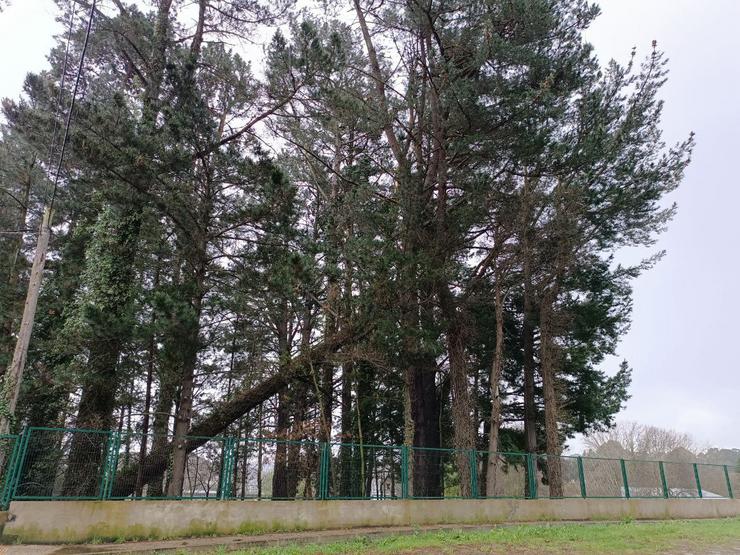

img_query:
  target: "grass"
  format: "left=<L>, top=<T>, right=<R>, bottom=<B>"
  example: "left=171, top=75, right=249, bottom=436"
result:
left=209, top=518, right=740, bottom=554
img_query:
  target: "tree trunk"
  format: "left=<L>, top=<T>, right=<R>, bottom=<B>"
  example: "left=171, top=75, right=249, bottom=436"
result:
left=522, top=282, right=537, bottom=455
left=146, top=368, right=175, bottom=497
left=408, top=356, right=441, bottom=498
left=135, top=311, right=157, bottom=497
left=539, top=292, right=563, bottom=498
left=519, top=176, right=538, bottom=459
left=110, top=324, right=360, bottom=497
left=439, top=285, right=475, bottom=497
left=486, top=278, right=505, bottom=497
left=256, top=403, right=263, bottom=499
left=339, top=361, right=353, bottom=497
left=271, top=301, right=291, bottom=499
left=285, top=403, right=302, bottom=498
left=166, top=277, right=205, bottom=497
left=271, top=389, right=289, bottom=499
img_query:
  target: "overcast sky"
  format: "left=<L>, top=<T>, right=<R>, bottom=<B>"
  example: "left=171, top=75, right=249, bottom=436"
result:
left=1, top=1, right=738, bottom=450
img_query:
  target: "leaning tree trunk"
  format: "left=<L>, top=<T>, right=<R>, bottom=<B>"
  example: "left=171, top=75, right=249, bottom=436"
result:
left=109, top=323, right=361, bottom=497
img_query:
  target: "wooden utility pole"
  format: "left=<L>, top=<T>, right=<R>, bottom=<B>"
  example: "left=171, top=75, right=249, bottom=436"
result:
left=0, top=0, right=96, bottom=434
left=0, top=207, right=53, bottom=434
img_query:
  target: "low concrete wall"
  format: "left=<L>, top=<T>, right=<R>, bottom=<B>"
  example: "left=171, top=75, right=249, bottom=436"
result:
left=4, top=498, right=740, bottom=543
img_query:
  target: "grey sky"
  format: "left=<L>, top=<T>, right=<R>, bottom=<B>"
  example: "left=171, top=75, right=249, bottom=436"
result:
left=0, top=1, right=737, bottom=449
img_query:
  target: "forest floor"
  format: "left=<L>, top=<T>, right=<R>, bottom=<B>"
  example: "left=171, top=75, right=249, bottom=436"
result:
left=5, top=519, right=739, bottom=555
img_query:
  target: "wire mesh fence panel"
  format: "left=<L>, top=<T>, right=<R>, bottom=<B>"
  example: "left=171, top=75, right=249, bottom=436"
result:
left=14, top=428, right=110, bottom=499
left=409, top=447, right=473, bottom=498
left=232, top=438, right=320, bottom=500
left=534, top=455, right=581, bottom=498
left=696, top=464, right=731, bottom=498
left=327, top=443, right=402, bottom=499
left=581, top=457, right=625, bottom=497
left=109, top=432, right=174, bottom=499
left=624, top=460, right=663, bottom=498
left=181, top=438, right=224, bottom=499
left=476, top=452, right=528, bottom=498
left=4, top=426, right=735, bottom=504
left=663, top=461, right=700, bottom=498
left=730, top=469, right=740, bottom=499
left=0, top=435, right=18, bottom=494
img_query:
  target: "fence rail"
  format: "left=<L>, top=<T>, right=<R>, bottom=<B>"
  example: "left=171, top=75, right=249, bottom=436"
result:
left=0, top=427, right=737, bottom=509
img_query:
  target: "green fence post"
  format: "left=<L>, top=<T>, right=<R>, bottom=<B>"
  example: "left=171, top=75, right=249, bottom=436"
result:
left=577, top=456, right=586, bottom=498
left=659, top=461, right=669, bottom=499
left=723, top=465, right=733, bottom=499
left=100, top=431, right=121, bottom=500
left=469, top=450, right=478, bottom=499
left=526, top=453, right=538, bottom=499
left=0, top=434, right=22, bottom=510
left=401, top=445, right=409, bottom=499
left=317, top=442, right=324, bottom=500
left=219, top=437, right=236, bottom=500
left=318, top=442, right=329, bottom=500
left=693, top=463, right=703, bottom=498
left=109, top=431, right=122, bottom=498
left=620, top=459, right=630, bottom=499
left=7, top=428, right=31, bottom=505
left=99, top=431, right=110, bottom=499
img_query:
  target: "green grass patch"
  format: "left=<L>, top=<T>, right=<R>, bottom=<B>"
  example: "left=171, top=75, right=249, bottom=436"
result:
left=220, top=518, right=740, bottom=554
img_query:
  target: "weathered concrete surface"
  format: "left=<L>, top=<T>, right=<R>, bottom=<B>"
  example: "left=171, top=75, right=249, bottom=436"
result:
left=4, top=498, right=740, bottom=544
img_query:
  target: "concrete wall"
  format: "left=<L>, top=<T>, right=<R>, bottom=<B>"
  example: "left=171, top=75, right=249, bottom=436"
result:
left=4, top=498, right=740, bottom=544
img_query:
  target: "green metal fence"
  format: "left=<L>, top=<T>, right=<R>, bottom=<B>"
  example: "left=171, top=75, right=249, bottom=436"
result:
left=0, top=434, right=21, bottom=509
left=1, top=426, right=737, bottom=508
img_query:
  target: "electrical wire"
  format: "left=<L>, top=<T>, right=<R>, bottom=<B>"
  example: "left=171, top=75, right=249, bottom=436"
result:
left=49, top=0, right=97, bottom=211
left=45, top=0, right=77, bottom=172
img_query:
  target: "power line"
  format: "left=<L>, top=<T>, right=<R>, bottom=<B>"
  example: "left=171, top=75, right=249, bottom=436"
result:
left=45, top=0, right=78, bottom=173
left=0, top=0, right=97, bottom=434
left=49, top=0, right=97, bottom=209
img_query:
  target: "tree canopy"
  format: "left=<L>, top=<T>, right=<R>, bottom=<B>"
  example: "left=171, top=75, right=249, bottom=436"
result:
left=0, top=0, right=692, bottom=497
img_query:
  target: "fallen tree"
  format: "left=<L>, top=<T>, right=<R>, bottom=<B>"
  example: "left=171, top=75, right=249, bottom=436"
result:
left=110, top=327, right=359, bottom=497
